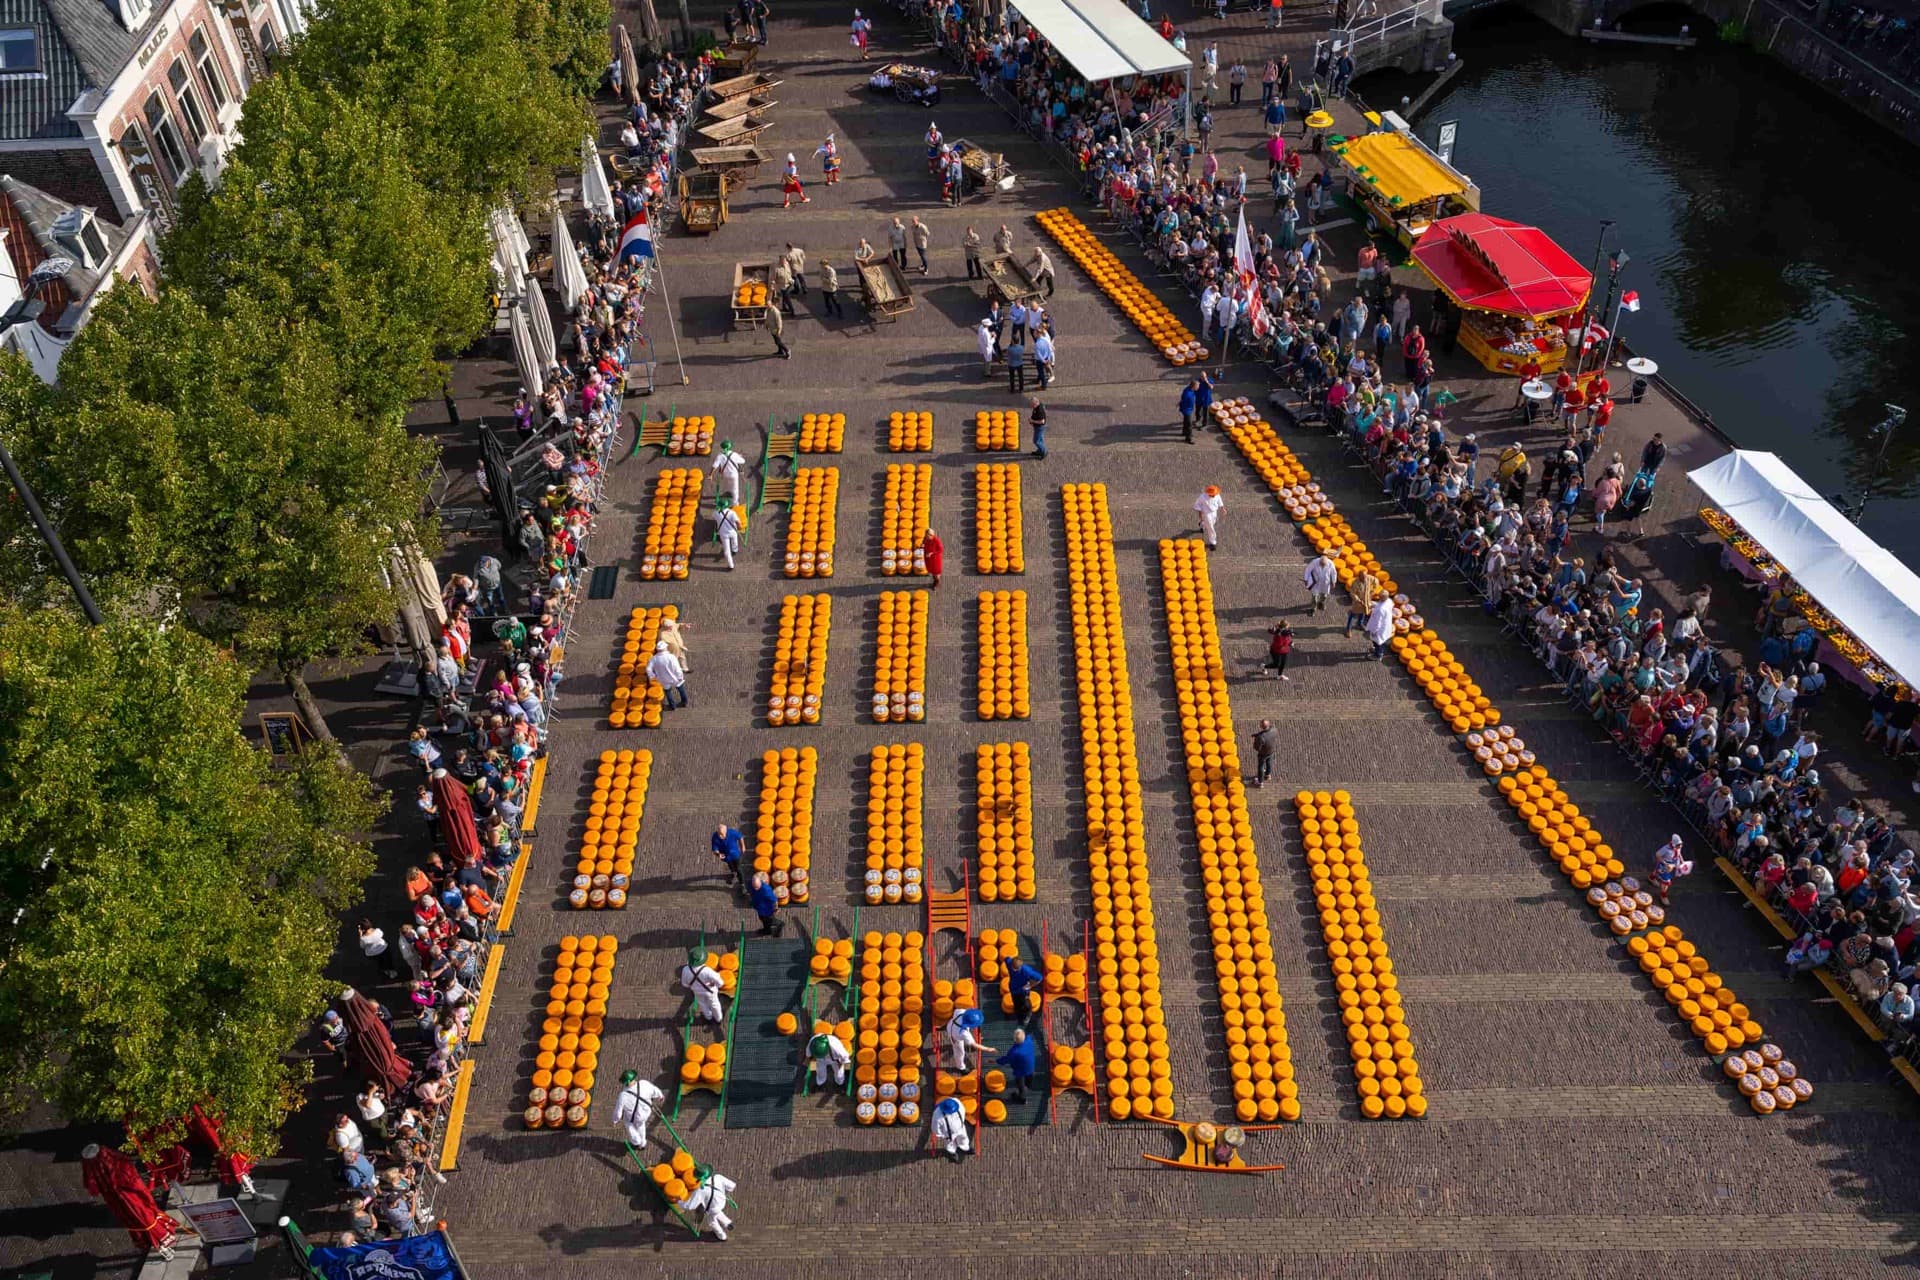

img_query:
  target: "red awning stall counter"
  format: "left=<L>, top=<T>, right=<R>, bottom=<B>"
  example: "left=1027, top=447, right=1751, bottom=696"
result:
left=1411, top=213, right=1592, bottom=376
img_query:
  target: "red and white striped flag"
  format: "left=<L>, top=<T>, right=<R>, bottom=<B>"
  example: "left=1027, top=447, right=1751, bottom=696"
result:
left=1620, top=290, right=1642, bottom=312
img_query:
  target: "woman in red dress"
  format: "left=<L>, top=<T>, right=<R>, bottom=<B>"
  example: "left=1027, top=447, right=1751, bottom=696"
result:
left=921, top=527, right=944, bottom=589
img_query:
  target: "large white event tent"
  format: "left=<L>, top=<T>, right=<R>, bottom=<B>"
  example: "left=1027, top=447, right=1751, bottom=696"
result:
left=1689, top=449, right=1920, bottom=686
left=1008, top=0, right=1191, bottom=123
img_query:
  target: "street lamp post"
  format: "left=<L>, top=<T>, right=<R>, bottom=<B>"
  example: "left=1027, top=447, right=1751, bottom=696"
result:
left=1571, top=219, right=1615, bottom=382
left=0, top=433, right=103, bottom=625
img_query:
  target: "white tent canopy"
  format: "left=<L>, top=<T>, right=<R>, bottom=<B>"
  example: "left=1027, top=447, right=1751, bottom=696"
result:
left=1690, top=449, right=1920, bottom=685
left=1007, top=0, right=1189, bottom=82
left=552, top=210, right=588, bottom=314
left=581, top=137, right=616, bottom=222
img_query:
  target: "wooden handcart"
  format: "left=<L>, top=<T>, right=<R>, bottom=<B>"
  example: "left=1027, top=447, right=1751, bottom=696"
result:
left=1139, top=1117, right=1285, bottom=1174
left=701, top=93, right=777, bottom=123
left=857, top=259, right=915, bottom=322
left=678, top=171, right=729, bottom=235
left=732, top=260, right=774, bottom=330
left=689, top=144, right=770, bottom=189
left=948, top=138, right=1014, bottom=198
left=707, top=71, right=783, bottom=102
left=710, top=41, right=759, bottom=75
left=695, top=113, right=773, bottom=148
left=981, top=254, right=1043, bottom=306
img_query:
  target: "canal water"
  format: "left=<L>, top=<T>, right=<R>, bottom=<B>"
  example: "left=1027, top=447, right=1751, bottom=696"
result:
left=1376, top=10, right=1920, bottom=566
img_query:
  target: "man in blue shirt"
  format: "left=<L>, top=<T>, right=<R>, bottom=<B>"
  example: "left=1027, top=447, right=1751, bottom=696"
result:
left=711, top=823, right=746, bottom=890
left=996, top=1028, right=1038, bottom=1104
left=749, top=871, right=785, bottom=936
left=1004, top=958, right=1043, bottom=1024
left=341, top=1149, right=378, bottom=1191
left=1179, top=377, right=1200, bottom=443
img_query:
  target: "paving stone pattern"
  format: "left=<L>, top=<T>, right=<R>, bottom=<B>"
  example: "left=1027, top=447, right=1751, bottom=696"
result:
left=419, top=3, right=1920, bottom=1274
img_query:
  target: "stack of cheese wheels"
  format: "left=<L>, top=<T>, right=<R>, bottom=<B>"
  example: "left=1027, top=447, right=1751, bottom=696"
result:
left=863, top=745, right=925, bottom=906
left=1160, top=538, right=1298, bottom=1123
left=976, top=589, right=1030, bottom=720
left=753, top=747, right=818, bottom=905
left=639, top=469, right=701, bottom=581
left=610, top=605, right=676, bottom=728
left=1063, top=483, right=1171, bottom=1120
left=973, top=463, right=1025, bottom=574
left=872, top=591, right=929, bottom=723
left=767, top=594, right=829, bottom=726
left=783, top=468, right=839, bottom=578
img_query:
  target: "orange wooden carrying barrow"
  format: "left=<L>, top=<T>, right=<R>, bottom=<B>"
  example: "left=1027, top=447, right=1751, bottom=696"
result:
left=1139, top=1116, right=1286, bottom=1174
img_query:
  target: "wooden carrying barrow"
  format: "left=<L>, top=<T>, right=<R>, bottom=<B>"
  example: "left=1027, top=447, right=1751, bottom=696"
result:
left=689, top=144, right=770, bottom=187
left=707, top=71, right=783, bottom=101
left=701, top=92, right=778, bottom=122
left=695, top=113, right=772, bottom=147
left=857, top=259, right=915, bottom=321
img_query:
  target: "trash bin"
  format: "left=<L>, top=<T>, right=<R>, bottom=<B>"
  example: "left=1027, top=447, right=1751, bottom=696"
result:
left=1630, top=376, right=1649, bottom=404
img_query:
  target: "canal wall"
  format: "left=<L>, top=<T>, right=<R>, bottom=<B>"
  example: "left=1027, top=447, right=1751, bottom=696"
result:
left=1444, top=0, right=1920, bottom=148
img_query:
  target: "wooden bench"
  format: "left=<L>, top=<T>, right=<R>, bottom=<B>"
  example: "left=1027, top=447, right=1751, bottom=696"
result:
left=1812, top=969, right=1888, bottom=1042
left=467, top=945, right=507, bottom=1046
left=520, top=756, right=549, bottom=832
left=437, top=1059, right=476, bottom=1172
left=496, top=841, right=533, bottom=935
left=1892, top=1057, right=1920, bottom=1095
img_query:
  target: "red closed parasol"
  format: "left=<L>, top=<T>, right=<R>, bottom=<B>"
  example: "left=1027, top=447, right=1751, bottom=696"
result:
left=81, top=1143, right=177, bottom=1253
left=186, top=1104, right=255, bottom=1184
left=430, top=768, right=482, bottom=867
left=340, top=990, right=413, bottom=1095
left=1411, top=213, right=1592, bottom=319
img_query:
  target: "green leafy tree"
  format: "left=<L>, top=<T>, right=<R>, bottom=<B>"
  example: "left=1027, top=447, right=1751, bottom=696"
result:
left=513, top=0, right=615, bottom=97
left=294, top=0, right=587, bottom=206
left=0, top=289, right=436, bottom=737
left=0, top=606, right=381, bottom=1154
left=163, top=75, right=493, bottom=419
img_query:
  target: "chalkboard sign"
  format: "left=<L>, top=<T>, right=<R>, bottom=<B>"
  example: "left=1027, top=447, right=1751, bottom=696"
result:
left=258, top=711, right=310, bottom=757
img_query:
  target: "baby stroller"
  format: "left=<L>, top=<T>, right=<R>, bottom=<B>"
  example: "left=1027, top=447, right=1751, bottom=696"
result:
left=1617, top=467, right=1656, bottom=537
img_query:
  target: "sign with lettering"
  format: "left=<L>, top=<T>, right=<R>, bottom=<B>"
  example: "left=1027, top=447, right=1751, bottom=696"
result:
left=135, top=18, right=173, bottom=70
left=215, top=0, right=266, bottom=85
left=308, top=1232, right=463, bottom=1280
left=1436, top=119, right=1458, bottom=164
left=179, top=1199, right=256, bottom=1245
left=116, top=125, right=175, bottom=233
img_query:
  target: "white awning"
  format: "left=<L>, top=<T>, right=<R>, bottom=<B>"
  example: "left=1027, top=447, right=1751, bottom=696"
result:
left=1009, top=0, right=1189, bottom=82
left=581, top=137, right=616, bottom=222
left=553, top=210, right=588, bottom=313
left=1690, top=449, right=1920, bottom=685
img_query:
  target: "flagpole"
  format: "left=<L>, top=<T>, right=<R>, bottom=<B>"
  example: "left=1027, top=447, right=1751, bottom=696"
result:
left=649, top=248, right=689, bottom=387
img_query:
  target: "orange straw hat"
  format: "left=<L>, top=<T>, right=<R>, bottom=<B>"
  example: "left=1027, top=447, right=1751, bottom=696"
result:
left=1205, top=485, right=1220, bottom=496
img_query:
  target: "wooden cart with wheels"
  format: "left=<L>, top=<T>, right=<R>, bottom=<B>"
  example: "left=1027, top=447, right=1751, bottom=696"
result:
left=695, top=113, right=773, bottom=148
left=949, top=138, right=1015, bottom=198
left=701, top=93, right=778, bottom=123
left=732, top=260, right=774, bottom=330
left=857, top=259, right=915, bottom=322
left=981, top=254, right=1043, bottom=307
left=711, top=41, right=760, bottom=75
left=689, top=145, right=771, bottom=189
left=678, top=171, right=729, bottom=235
left=707, top=71, right=784, bottom=102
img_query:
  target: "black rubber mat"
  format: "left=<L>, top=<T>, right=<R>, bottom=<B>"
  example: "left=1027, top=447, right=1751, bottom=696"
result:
left=977, top=933, right=1050, bottom=1129
left=587, top=565, right=620, bottom=599
left=723, top=936, right=809, bottom=1128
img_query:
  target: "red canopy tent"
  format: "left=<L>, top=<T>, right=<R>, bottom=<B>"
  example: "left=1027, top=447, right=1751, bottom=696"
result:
left=340, top=990, right=414, bottom=1094
left=1410, top=213, right=1591, bottom=319
left=186, top=1104, right=256, bottom=1186
left=431, top=768, right=483, bottom=867
left=81, top=1143, right=178, bottom=1254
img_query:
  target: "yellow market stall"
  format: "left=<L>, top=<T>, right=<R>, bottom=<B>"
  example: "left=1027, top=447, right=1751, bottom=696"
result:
left=1331, top=131, right=1477, bottom=249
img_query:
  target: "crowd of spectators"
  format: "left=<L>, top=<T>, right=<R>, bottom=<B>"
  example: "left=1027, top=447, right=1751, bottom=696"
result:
left=1315, top=362, right=1920, bottom=1059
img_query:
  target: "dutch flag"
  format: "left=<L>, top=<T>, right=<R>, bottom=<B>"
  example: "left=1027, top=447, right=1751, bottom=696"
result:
left=618, top=208, right=654, bottom=262
left=1620, top=289, right=1642, bottom=312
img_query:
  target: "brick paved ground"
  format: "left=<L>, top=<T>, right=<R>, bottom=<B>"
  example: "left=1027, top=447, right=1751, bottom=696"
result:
left=421, top=4, right=1920, bottom=1274
left=12, top=0, right=1920, bottom=1274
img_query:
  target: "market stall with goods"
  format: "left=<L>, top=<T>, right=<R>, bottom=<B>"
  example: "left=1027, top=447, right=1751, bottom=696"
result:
left=1330, top=130, right=1478, bottom=249
left=1410, top=213, right=1591, bottom=376
left=1690, top=449, right=1920, bottom=692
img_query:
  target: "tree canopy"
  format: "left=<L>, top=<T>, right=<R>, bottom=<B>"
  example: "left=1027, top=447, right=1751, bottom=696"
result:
left=0, top=287, right=436, bottom=730
left=0, top=607, right=380, bottom=1154
left=163, top=77, right=493, bottom=418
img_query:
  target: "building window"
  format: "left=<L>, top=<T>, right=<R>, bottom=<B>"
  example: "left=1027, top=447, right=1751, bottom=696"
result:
left=259, top=22, right=277, bottom=57
left=143, top=91, right=189, bottom=181
left=0, top=25, right=39, bottom=71
left=189, top=29, right=230, bottom=111
left=167, top=59, right=209, bottom=143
